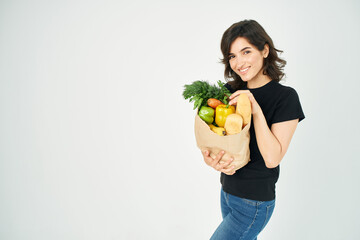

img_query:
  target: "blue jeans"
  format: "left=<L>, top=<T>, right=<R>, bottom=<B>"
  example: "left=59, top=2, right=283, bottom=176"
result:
left=210, top=188, right=275, bottom=240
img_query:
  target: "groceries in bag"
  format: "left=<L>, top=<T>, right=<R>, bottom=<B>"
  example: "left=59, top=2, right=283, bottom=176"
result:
left=183, top=80, right=252, bottom=171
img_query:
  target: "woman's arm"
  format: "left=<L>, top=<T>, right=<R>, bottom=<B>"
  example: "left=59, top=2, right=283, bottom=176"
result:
left=253, top=109, right=298, bottom=168
left=229, top=90, right=299, bottom=169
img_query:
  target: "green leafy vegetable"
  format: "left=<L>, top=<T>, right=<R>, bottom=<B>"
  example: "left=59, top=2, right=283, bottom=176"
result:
left=182, top=80, right=231, bottom=110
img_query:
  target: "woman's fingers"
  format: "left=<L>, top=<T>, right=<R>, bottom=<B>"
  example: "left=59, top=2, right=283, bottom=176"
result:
left=215, top=151, right=225, bottom=162
left=214, top=154, right=236, bottom=175
left=220, top=158, right=236, bottom=174
left=229, top=91, right=239, bottom=100
left=229, top=90, right=252, bottom=105
left=229, top=90, right=249, bottom=99
left=202, top=150, right=237, bottom=175
left=222, top=166, right=236, bottom=175
left=228, top=96, right=238, bottom=106
left=218, top=158, right=233, bottom=169
left=202, top=150, right=213, bottom=166
left=204, top=150, right=226, bottom=170
left=211, top=151, right=224, bottom=170
left=215, top=154, right=234, bottom=172
left=201, top=150, right=208, bottom=158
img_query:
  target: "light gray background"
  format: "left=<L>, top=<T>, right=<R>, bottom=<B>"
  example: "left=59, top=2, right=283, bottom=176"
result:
left=1, top=0, right=359, bottom=239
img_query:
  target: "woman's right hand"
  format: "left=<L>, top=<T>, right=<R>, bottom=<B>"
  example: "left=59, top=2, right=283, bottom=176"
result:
left=201, top=150, right=236, bottom=175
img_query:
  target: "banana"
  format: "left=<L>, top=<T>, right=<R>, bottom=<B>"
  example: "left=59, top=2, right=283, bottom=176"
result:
left=209, top=124, right=226, bottom=136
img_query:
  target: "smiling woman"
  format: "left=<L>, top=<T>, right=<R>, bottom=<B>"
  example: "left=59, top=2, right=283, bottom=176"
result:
left=201, top=19, right=306, bottom=240
left=220, top=19, right=287, bottom=91
left=228, top=37, right=269, bottom=87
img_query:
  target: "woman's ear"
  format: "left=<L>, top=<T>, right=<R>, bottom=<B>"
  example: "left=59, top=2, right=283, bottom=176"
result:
left=263, top=44, right=269, bottom=58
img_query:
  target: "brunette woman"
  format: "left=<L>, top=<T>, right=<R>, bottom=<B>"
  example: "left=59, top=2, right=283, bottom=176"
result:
left=202, top=19, right=305, bottom=240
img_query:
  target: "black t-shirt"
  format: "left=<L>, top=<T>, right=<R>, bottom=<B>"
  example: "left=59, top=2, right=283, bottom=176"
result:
left=221, top=80, right=305, bottom=201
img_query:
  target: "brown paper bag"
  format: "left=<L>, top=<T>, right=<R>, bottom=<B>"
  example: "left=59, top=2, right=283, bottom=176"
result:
left=194, top=113, right=251, bottom=171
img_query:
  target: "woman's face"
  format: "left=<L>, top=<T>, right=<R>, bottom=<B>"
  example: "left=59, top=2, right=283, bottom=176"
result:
left=228, top=37, right=269, bottom=84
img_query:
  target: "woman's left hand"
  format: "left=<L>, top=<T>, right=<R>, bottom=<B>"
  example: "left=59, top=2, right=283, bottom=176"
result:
left=228, top=90, right=261, bottom=116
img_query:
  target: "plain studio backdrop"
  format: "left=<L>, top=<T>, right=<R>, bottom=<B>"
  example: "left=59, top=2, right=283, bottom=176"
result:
left=1, top=0, right=359, bottom=239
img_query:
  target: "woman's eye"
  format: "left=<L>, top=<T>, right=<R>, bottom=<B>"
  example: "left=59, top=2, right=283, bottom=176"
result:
left=229, top=55, right=234, bottom=59
left=244, top=51, right=250, bottom=55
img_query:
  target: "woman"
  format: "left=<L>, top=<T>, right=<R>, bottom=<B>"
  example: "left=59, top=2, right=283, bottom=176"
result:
left=203, top=20, right=305, bottom=239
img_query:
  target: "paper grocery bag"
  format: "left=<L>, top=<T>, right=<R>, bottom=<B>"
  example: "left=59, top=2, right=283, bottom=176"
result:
left=194, top=113, right=251, bottom=171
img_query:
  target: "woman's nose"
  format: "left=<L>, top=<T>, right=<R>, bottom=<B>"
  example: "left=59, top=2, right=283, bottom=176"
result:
left=235, top=57, right=245, bottom=68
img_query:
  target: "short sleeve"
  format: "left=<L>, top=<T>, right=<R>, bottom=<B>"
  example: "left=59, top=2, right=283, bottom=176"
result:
left=272, top=87, right=305, bottom=124
left=224, top=82, right=235, bottom=93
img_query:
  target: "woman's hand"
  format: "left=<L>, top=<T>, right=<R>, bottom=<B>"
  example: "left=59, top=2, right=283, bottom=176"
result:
left=228, top=90, right=261, bottom=116
left=201, top=150, right=236, bottom=175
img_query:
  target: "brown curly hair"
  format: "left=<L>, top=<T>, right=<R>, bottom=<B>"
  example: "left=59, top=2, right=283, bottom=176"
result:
left=220, top=19, right=287, bottom=90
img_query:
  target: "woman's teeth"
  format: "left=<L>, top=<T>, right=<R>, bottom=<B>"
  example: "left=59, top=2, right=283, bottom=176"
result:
left=240, top=67, right=249, bottom=73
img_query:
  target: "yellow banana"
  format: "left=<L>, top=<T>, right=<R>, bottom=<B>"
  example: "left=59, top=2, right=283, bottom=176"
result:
left=209, top=124, right=226, bottom=136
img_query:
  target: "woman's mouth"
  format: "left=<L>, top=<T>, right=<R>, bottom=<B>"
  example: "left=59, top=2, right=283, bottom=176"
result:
left=239, top=67, right=250, bottom=75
